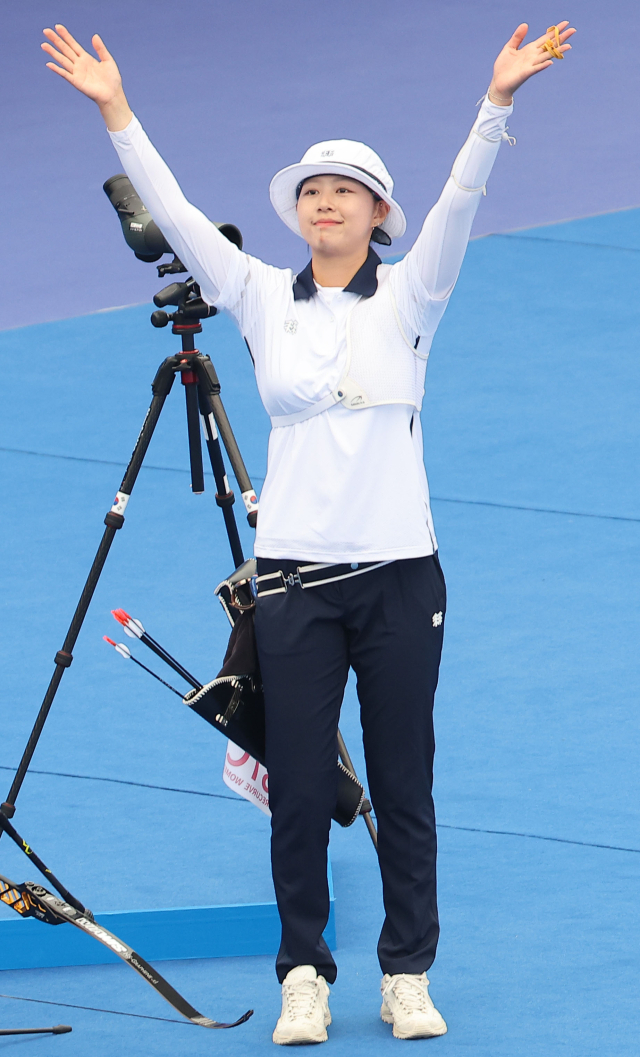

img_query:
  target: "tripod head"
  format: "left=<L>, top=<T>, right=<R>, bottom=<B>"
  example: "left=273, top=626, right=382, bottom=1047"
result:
left=150, top=277, right=215, bottom=332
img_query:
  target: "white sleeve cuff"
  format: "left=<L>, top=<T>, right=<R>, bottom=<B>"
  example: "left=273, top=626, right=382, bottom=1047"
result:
left=107, top=112, right=139, bottom=144
left=474, top=93, right=514, bottom=142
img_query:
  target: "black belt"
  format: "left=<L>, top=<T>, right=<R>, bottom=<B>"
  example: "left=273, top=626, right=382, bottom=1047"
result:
left=255, top=560, right=391, bottom=598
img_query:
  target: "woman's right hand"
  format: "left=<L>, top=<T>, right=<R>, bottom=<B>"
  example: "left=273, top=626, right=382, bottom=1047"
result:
left=42, top=25, right=133, bottom=130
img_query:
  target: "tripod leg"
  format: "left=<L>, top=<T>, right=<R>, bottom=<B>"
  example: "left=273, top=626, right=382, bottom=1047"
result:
left=198, top=388, right=244, bottom=569
left=182, top=370, right=205, bottom=494
left=337, top=729, right=378, bottom=851
left=195, top=357, right=259, bottom=528
left=1, top=358, right=178, bottom=826
left=0, top=810, right=87, bottom=914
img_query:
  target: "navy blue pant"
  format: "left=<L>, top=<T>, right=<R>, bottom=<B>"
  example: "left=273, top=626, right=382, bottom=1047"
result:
left=254, top=555, right=446, bottom=984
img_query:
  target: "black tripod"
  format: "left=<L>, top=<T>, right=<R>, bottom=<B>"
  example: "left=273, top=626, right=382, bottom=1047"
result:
left=0, top=278, right=257, bottom=825
left=1, top=276, right=376, bottom=846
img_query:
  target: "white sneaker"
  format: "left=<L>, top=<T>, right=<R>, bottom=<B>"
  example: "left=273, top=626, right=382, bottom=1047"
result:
left=380, top=972, right=447, bottom=1039
left=272, top=965, right=331, bottom=1045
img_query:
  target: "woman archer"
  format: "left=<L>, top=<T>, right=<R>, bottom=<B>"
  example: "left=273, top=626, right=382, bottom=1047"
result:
left=42, top=18, right=574, bottom=1045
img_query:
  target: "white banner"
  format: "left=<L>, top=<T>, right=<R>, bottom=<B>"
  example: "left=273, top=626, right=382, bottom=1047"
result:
left=223, top=741, right=271, bottom=816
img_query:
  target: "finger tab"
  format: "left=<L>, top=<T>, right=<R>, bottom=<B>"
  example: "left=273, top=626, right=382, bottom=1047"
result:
left=541, top=25, right=564, bottom=59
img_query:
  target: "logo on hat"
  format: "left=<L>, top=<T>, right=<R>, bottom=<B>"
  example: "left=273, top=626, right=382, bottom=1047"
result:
left=320, top=150, right=335, bottom=157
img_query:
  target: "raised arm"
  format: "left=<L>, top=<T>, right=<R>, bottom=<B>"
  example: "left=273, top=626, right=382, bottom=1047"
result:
left=41, top=25, right=247, bottom=307
left=392, top=21, right=575, bottom=335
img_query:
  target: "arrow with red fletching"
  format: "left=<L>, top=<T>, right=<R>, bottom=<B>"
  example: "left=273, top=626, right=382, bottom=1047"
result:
left=110, top=610, right=201, bottom=689
left=103, top=637, right=183, bottom=697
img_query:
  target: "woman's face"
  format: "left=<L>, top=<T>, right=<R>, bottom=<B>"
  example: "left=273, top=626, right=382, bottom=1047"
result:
left=296, top=174, right=390, bottom=257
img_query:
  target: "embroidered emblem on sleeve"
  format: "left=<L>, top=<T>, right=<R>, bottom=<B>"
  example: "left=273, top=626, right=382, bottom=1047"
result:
left=284, top=319, right=298, bottom=334
left=432, top=612, right=443, bottom=628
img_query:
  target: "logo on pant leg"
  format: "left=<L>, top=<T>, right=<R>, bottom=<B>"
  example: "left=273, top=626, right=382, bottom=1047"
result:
left=432, top=612, right=443, bottom=627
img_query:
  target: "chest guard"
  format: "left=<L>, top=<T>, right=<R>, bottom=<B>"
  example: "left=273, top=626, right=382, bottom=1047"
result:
left=270, top=265, right=427, bottom=427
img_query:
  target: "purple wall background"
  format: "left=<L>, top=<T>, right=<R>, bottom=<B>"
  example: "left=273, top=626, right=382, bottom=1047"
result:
left=2, top=0, right=638, bottom=329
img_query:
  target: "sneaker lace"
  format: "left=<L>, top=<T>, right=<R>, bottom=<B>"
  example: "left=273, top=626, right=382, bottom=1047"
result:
left=283, top=979, right=319, bottom=1020
left=384, top=974, right=429, bottom=1014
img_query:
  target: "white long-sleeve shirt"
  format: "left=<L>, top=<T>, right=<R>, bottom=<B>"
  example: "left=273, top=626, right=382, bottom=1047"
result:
left=109, top=97, right=513, bottom=562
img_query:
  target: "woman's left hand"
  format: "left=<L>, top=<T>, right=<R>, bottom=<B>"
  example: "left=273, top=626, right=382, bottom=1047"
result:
left=488, top=21, right=576, bottom=105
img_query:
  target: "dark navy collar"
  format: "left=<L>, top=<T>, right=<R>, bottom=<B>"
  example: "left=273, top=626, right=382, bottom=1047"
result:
left=292, top=247, right=382, bottom=301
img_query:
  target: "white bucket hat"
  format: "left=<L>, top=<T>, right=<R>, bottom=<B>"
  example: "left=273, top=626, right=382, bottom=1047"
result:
left=269, top=139, right=406, bottom=242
